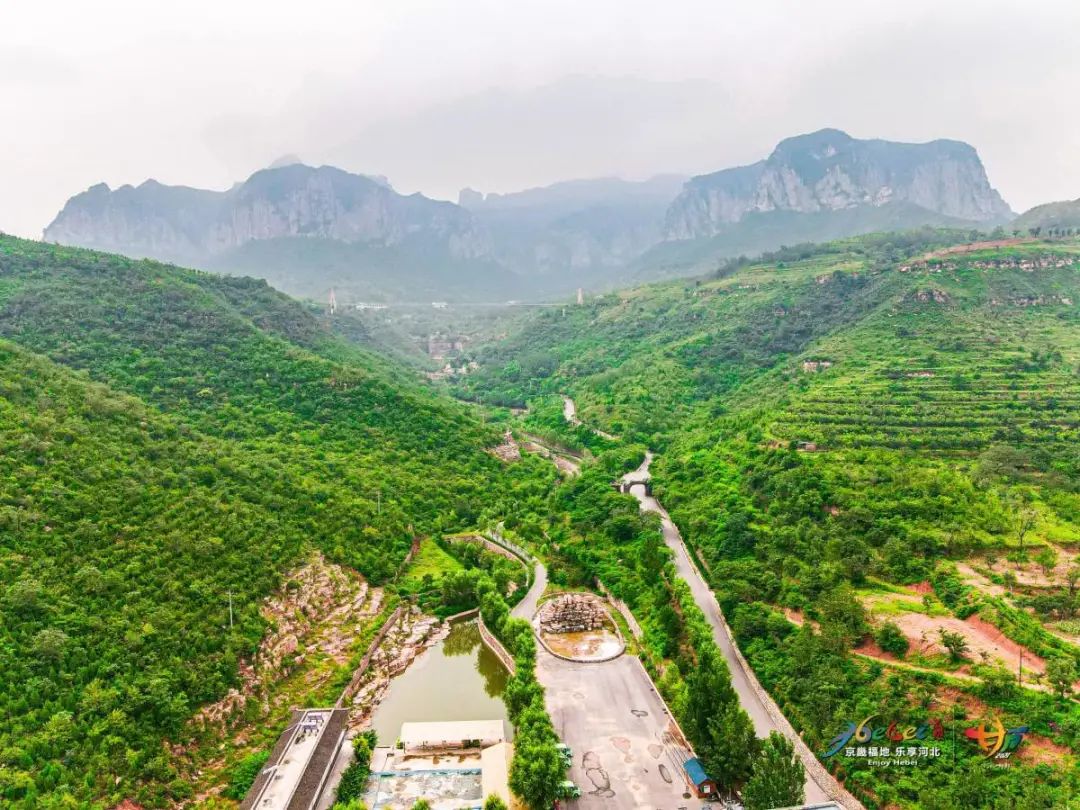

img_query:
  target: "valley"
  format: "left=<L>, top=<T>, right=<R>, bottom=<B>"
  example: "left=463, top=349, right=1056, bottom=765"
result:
left=4, top=225, right=1080, bottom=810
left=9, top=5, right=1080, bottom=810
left=455, top=231, right=1080, bottom=808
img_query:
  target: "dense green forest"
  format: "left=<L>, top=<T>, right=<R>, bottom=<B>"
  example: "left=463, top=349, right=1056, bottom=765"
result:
left=461, top=231, right=1080, bottom=807
left=0, top=236, right=550, bottom=807
left=7, top=227, right=1080, bottom=809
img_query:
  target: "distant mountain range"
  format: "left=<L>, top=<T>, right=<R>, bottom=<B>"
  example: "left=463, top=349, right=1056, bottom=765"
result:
left=44, top=129, right=1018, bottom=301
left=458, top=174, right=686, bottom=283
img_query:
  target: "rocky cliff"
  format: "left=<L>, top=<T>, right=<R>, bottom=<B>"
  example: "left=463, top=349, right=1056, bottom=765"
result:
left=664, top=129, right=1012, bottom=240
left=44, top=164, right=490, bottom=267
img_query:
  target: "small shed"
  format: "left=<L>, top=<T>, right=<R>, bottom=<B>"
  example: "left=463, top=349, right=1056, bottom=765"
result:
left=683, top=757, right=716, bottom=797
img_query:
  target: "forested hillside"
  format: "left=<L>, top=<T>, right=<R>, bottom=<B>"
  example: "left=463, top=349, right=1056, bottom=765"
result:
left=0, top=236, right=545, bottom=807
left=461, top=232, right=1080, bottom=807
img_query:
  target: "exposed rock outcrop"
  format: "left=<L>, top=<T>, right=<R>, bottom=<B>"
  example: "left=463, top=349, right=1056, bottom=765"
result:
left=664, top=129, right=1012, bottom=240
left=44, top=164, right=490, bottom=267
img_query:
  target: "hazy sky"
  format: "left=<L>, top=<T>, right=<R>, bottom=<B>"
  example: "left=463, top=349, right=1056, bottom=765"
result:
left=4, top=0, right=1079, bottom=238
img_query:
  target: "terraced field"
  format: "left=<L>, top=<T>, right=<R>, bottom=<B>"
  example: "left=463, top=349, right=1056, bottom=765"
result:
left=463, top=233, right=1080, bottom=809
left=771, top=317, right=1080, bottom=455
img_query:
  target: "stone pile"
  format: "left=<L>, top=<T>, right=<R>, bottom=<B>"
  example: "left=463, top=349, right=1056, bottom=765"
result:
left=538, top=593, right=609, bottom=634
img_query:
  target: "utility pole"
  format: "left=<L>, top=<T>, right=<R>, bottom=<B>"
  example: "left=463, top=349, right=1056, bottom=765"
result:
left=377, top=489, right=382, bottom=516
left=228, top=590, right=234, bottom=630
left=1018, top=649, right=1023, bottom=687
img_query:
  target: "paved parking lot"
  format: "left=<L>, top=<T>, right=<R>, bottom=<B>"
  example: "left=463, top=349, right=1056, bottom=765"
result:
left=536, top=653, right=696, bottom=810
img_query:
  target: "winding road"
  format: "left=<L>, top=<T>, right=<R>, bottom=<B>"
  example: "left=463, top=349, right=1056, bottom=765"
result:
left=622, top=453, right=857, bottom=809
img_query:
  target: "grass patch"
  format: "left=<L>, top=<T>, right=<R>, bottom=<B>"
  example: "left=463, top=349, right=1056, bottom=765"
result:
left=401, top=538, right=465, bottom=589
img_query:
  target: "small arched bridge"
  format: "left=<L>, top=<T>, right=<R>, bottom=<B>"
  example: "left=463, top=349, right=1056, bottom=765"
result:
left=613, top=480, right=651, bottom=496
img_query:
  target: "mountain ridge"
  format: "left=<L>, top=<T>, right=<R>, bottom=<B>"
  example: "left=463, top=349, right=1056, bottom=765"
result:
left=41, top=129, right=1016, bottom=301
left=664, top=128, right=1012, bottom=241
left=44, top=163, right=490, bottom=268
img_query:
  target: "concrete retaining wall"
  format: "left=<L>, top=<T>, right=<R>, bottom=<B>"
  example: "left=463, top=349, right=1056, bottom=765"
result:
left=477, top=614, right=516, bottom=676
left=444, top=532, right=534, bottom=584
left=710, top=597, right=864, bottom=809
left=336, top=605, right=405, bottom=708
left=443, top=607, right=480, bottom=623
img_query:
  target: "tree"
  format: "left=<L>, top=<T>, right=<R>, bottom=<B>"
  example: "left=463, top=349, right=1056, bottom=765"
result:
left=939, top=628, right=969, bottom=662
left=223, top=750, right=270, bottom=799
left=509, top=737, right=564, bottom=810
left=742, top=732, right=805, bottom=810
left=483, top=795, right=508, bottom=810
left=32, top=627, right=70, bottom=663
left=874, top=622, right=909, bottom=658
left=1034, top=547, right=1058, bottom=577
left=1046, top=658, right=1076, bottom=699
left=1002, top=571, right=1018, bottom=593
left=977, top=665, right=1019, bottom=702
left=1012, top=503, right=1038, bottom=551
left=1066, top=566, right=1080, bottom=617
left=352, top=736, right=372, bottom=772
left=686, top=649, right=757, bottom=789
left=335, top=736, right=374, bottom=805
left=817, top=584, right=867, bottom=653
left=412, top=801, right=431, bottom=810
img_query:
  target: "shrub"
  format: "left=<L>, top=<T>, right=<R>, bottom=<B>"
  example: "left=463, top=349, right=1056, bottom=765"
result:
left=875, top=622, right=910, bottom=658
left=222, top=750, right=269, bottom=800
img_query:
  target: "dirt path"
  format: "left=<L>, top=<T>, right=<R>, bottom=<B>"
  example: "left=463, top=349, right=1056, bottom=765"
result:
left=521, top=433, right=582, bottom=475
left=562, top=395, right=618, bottom=441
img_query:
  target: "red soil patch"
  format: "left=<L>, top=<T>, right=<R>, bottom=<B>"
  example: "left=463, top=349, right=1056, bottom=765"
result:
left=1019, top=732, right=1072, bottom=767
left=964, top=614, right=1047, bottom=674
left=910, top=581, right=933, bottom=595
left=782, top=607, right=823, bottom=632
left=853, top=637, right=901, bottom=663
left=886, top=612, right=1045, bottom=677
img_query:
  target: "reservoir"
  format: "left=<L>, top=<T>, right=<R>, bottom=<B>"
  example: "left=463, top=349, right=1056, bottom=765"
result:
left=370, top=619, right=511, bottom=744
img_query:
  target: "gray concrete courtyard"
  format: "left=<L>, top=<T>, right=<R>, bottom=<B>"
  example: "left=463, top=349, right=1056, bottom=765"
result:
left=537, top=653, right=697, bottom=810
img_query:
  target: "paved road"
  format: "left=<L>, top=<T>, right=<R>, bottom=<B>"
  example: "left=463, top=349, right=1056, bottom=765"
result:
left=511, top=556, right=547, bottom=621
left=562, top=395, right=618, bottom=441
left=623, top=454, right=834, bottom=806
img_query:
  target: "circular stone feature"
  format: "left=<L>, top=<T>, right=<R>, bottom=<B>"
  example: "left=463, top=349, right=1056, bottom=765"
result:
left=534, top=592, right=625, bottom=662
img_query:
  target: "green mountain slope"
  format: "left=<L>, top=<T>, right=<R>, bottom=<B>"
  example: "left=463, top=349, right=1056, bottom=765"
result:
left=0, top=236, right=548, bottom=807
left=631, top=202, right=985, bottom=283
left=1013, top=198, right=1080, bottom=233
left=462, top=232, right=1080, bottom=807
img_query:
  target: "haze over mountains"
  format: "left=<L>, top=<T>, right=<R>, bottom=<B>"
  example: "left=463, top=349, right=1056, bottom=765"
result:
left=45, top=129, right=1015, bottom=302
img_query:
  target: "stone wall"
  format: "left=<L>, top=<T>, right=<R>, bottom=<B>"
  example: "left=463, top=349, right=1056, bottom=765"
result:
left=477, top=614, right=516, bottom=675
left=712, top=600, right=865, bottom=810
left=336, top=605, right=405, bottom=707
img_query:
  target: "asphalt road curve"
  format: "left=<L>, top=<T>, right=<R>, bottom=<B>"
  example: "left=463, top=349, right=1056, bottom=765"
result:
left=622, top=454, right=836, bottom=806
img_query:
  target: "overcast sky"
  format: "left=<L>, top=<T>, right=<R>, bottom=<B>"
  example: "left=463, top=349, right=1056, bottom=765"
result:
left=4, top=0, right=1079, bottom=238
